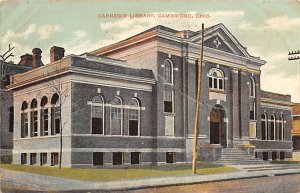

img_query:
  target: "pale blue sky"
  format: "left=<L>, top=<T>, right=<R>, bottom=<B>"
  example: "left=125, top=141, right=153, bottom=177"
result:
left=0, top=0, right=299, bottom=102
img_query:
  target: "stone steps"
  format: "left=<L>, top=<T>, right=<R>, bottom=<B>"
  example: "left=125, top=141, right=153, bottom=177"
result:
left=217, top=148, right=265, bottom=165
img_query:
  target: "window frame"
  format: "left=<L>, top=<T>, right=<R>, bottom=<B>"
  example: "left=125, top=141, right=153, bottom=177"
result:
left=30, top=99, right=38, bottom=137
left=164, top=89, right=174, bottom=113
left=90, top=95, right=105, bottom=135
left=21, top=101, right=29, bottom=138
left=163, top=59, right=174, bottom=84
left=208, top=68, right=225, bottom=91
left=270, top=114, right=276, bottom=141
left=110, top=96, right=123, bottom=136
left=249, top=77, right=256, bottom=98
left=40, top=96, right=49, bottom=136
left=128, top=98, right=141, bottom=136
left=261, top=113, right=267, bottom=140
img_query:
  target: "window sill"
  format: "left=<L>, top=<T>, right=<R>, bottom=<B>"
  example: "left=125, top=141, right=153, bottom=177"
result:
left=164, top=112, right=176, bottom=116
left=209, top=89, right=225, bottom=94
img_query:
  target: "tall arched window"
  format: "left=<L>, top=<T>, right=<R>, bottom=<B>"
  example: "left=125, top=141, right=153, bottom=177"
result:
left=164, top=59, right=173, bottom=84
left=21, top=101, right=28, bottom=138
left=261, top=114, right=267, bottom=140
left=51, top=93, right=60, bottom=135
left=110, top=97, right=122, bottom=135
left=249, top=77, right=255, bottom=97
left=270, top=114, right=276, bottom=140
left=208, top=68, right=225, bottom=90
left=30, top=99, right=38, bottom=137
left=128, top=98, right=140, bottom=136
left=278, top=115, right=284, bottom=141
left=91, top=95, right=104, bottom=134
left=40, top=96, right=49, bottom=136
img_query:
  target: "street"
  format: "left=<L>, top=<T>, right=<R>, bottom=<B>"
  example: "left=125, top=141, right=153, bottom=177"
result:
left=1, top=174, right=300, bottom=193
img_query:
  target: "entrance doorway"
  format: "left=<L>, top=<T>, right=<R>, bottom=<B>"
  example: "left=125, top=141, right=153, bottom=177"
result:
left=210, top=106, right=227, bottom=147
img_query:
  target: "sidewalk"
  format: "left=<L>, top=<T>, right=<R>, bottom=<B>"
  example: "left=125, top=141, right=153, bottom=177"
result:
left=1, top=167, right=300, bottom=191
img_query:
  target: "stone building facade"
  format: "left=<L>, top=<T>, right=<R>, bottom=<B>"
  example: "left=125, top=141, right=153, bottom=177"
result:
left=8, top=23, right=294, bottom=167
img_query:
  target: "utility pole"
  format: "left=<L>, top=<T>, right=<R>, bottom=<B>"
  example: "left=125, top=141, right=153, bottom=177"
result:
left=192, top=23, right=204, bottom=174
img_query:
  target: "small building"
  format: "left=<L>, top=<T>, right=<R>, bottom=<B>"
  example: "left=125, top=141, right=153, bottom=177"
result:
left=8, top=23, right=294, bottom=167
left=292, top=103, right=300, bottom=159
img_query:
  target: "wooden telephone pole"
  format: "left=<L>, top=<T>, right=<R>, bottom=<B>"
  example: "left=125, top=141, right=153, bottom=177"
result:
left=192, top=23, right=204, bottom=174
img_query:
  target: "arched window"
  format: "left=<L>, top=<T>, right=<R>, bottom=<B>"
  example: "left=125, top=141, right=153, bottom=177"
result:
left=270, top=114, right=276, bottom=140
left=30, top=99, right=38, bottom=137
left=261, top=114, right=267, bottom=140
left=110, top=97, right=122, bottom=135
left=208, top=68, right=225, bottom=90
left=128, top=98, right=140, bottom=136
left=91, top=95, right=104, bottom=134
left=278, top=115, right=284, bottom=141
left=249, top=77, right=255, bottom=97
left=40, top=96, right=49, bottom=136
left=164, top=59, right=173, bottom=84
left=21, top=101, right=28, bottom=138
left=51, top=93, right=60, bottom=135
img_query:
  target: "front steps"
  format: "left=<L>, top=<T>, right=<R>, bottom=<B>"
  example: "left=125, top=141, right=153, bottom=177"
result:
left=217, top=148, right=265, bottom=165
left=241, top=164, right=300, bottom=172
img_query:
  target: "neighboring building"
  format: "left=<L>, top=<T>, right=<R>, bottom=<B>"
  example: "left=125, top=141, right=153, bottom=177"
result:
left=8, top=23, right=294, bottom=167
left=0, top=60, right=33, bottom=163
left=292, top=103, right=300, bottom=159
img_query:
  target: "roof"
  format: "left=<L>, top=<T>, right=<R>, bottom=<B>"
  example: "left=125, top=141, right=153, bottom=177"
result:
left=7, top=54, right=156, bottom=90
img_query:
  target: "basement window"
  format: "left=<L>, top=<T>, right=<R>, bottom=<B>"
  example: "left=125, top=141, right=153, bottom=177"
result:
left=93, top=152, right=104, bottom=166
left=113, top=152, right=123, bottom=165
left=131, top=152, right=141, bottom=165
left=166, top=152, right=175, bottom=163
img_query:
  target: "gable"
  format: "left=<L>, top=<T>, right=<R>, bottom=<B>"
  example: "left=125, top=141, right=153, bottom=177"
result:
left=205, top=35, right=235, bottom=54
left=189, top=24, right=250, bottom=58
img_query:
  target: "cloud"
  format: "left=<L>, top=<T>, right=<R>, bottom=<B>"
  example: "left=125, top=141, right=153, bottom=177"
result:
left=1, top=23, right=62, bottom=44
left=261, top=72, right=300, bottom=103
left=37, top=24, right=62, bottom=40
left=239, top=16, right=300, bottom=31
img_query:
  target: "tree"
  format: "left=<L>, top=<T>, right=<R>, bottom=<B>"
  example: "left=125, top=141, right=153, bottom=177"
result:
left=46, top=76, right=70, bottom=169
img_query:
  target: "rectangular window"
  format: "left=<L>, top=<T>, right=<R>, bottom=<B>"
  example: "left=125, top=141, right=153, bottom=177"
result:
left=131, top=152, right=141, bottom=165
left=30, top=153, right=36, bottom=165
left=129, top=109, right=139, bottom=136
left=30, top=111, right=38, bottom=137
left=55, top=107, right=61, bottom=134
left=218, top=79, right=224, bottom=90
left=213, top=78, right=218, bottom=89
left=263, top=152, right=268, bottom=160
left=209, top=77, right=213, bottom=88
left=250, top=103, right=255, bottom=120
left=92, top=106, right=103, bottom=134
left=261, top=121, right=266, bottom=140
left=164, top=90, right=173, bottom=113
left=21, top=113, right=28, bottom=138
left=40, top=109, right=49, bottom=136
left=113, top=152, right=123, bottom=165
left=111, top=107, right=122, bottom=135
left=40, top=153, right=47, bottom=165
left=51, top=153, right=59, bottom=166
left=9, top=106, right=14, bottom=132
left=93, top=152, right=104, bottom=166
left=21, top=153, right=27, bottom=164
left=166, top=152, right=175, bottom=163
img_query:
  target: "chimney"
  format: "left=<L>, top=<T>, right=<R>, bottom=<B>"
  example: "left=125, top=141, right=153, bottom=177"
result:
left=18, top=54, right=33, bottom=67
left=50, top=46, right=65, bottom=63
left=32, top=48, right=43, bottom=68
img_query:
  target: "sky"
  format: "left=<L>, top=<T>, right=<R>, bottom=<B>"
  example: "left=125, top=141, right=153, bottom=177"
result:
left=0, top=0, right=299, bottom=102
